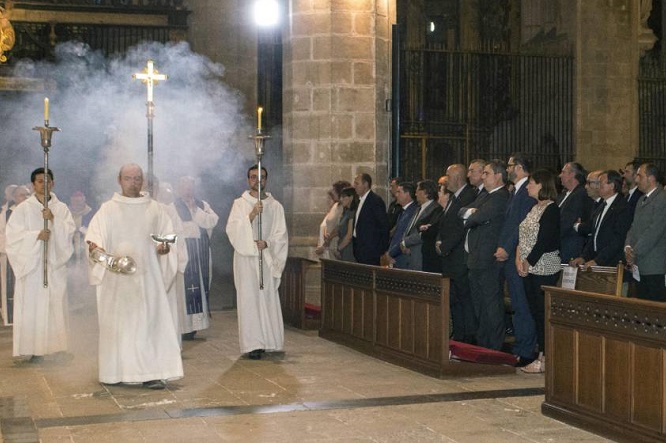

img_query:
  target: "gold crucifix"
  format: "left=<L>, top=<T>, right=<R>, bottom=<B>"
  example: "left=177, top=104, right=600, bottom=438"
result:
left=132, top=59, right=167, bottom=103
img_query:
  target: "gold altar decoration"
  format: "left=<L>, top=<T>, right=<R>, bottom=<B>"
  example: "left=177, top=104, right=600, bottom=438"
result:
left=0, top=5, right=15, bottom=63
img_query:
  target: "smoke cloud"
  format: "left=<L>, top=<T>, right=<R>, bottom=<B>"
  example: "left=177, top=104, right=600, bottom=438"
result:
left=1, top=41, right=259, bottom=319
left=1, top=40, right=253, bottom=203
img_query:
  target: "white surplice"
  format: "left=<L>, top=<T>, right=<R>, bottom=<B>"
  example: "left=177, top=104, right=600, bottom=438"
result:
left=226, top=191, right=288, bottom=354
left=162, top=202, right=188, bottom=347
left=85, top=192, right=183, bottom=384
left=6, top=193, right=75, bottom=357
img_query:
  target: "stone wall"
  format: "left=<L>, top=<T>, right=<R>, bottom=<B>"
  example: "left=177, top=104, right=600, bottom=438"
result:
left=283, top=0, right=396, bottom=258
left=573, top=0, right=639, bottom=171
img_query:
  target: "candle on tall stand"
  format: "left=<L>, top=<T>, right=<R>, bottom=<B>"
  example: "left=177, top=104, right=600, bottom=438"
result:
left=251, top=106, right=270, bottom=289
left=33, top=97, right=61, bottom=287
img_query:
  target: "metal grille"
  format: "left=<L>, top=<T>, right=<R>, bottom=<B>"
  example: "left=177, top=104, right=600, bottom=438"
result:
left=394, top=43, right=574, bottom=179
left=11, top=22, right=176, bottom=60
left=638, top=58, right=666, bottom=172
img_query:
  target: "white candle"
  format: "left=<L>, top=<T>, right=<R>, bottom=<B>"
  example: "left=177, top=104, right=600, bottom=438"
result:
left=258, top=107, right=263, bottom=131
left=44, top=97, right=49, bottom=121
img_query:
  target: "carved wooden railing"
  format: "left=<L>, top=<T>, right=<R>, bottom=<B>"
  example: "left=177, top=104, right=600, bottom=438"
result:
left=320, top=259, right=514, bottom=378
left=543, top=286, right=666, bottom=442
left=278, top=257, right=319, bottom=330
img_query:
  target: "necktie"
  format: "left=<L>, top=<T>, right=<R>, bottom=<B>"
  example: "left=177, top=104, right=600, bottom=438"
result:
left=593, top=201, right=607, bottom=251
left=642, top=195, right=648, bottom=205
left=594, top=201, right=606, bottom=231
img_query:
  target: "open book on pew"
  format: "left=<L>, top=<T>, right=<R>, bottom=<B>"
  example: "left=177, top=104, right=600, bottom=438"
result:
left=558, top=263, right=624, bottom=296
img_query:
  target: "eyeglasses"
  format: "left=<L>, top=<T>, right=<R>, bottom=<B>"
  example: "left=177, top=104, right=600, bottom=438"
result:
left=586, top=180, right=600, bottom=185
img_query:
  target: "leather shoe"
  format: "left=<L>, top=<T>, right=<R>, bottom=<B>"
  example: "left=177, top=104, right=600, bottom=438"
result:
left=143, top=380, right=166, bottom=390
left=248, top=349, right=263, bottom=360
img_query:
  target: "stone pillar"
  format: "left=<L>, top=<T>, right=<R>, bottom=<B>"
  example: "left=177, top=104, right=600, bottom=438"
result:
left=284, top=0, right=396, bottom=258
left=574, top=0, right=639, bottom=170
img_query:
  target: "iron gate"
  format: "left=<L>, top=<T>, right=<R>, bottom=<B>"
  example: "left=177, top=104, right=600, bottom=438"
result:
left=392, top=33, right=574, bottom=180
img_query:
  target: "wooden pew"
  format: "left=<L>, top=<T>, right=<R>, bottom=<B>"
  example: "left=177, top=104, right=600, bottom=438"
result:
left=279, top=257, right=320, bottom=330
left=558, top=263, right=624, bottom=296
left=542, top=286, right=666, bottom=442
left=319, top=259, right=515, bottom=378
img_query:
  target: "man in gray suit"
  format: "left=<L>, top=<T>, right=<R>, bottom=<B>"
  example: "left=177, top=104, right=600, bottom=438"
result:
left=402, top=180, right=440, bottom=271
left=625, top=163, right=666, bottom=302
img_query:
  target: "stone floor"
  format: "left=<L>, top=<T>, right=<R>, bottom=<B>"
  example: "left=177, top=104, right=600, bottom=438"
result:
left=0, top=293, right=612, bottom=442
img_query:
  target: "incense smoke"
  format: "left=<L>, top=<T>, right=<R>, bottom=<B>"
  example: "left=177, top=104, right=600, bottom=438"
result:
left=0, top=41, right=257, bottom=322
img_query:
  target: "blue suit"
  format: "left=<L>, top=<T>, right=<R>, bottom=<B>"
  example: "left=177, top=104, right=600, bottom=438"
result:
left=497, top=181, right=537, bottom=359
left=387, top=201, right=418, bottom=269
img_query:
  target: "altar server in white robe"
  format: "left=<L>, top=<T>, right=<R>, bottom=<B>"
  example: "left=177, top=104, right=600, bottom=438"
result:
left=85, top=164, right=183, bottom=389
left=6, top=168, right=75, bottom=361
left=226, top=164, right=288, bottom=360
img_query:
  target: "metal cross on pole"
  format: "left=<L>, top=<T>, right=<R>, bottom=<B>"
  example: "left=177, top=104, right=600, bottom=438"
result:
left=132, top=59, right=167, bottom=195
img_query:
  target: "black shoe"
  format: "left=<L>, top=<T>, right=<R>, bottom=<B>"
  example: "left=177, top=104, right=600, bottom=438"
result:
left=143, top=380, right=166, bottom=390
left=248, top=349, right=263, bottom=360
left=514, top=356, right=536, bottom=368
left=182, top=331, right=197, bottom=341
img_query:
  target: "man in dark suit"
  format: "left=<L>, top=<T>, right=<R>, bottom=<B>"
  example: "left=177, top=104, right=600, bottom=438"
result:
left=386, top=177, right=403, bottom=236
left=437, top=188, right=474, bottom=342
left=460, top=159, right=510, bottom=350
left=572, top=170, right=631, bottom=268
left=623, top=160, right=644, bottom=221
left=573, top=170, right=603, bottom=238
left=385, top=181, right=417, bottom=269
left=625, top=163, right=666, bottom=302
left=446, top=163, right=477, bottom=207
left=621, top=160, right=643, bottom=292
left=494, top=154, right=537, bottom=365
left=557, top=162, right=594, bottom=263
left=466, top=159, right=487, bottom=198
left=352, top=173, right=390, bottom=266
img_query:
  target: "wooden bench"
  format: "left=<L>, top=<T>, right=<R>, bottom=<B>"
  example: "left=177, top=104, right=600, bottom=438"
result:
left=558, top=263, right=624, bottom=296
left=319, top=259, right=515, bottom=378
left=279, top=257, right=320, bottom=330
left=542, top=286, right=666, bottom=442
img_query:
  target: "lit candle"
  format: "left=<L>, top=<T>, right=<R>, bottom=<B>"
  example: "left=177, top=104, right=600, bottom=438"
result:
left=44, top=97, right=49, bottom=121
left=257, top=107, right=263, bottom=131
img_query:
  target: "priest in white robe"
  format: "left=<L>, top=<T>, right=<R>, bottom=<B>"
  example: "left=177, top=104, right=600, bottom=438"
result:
left=226, top=165, right=288, bottom=360
left=85, top=164, right=183, bottom=389
left=6, top=168, right=75, bottom=361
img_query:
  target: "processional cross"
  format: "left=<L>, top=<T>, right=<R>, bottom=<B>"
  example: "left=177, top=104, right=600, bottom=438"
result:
left=133, top=59, right=167, bottom=195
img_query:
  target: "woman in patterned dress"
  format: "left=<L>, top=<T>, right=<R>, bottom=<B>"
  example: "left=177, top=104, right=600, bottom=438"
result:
left=516, top=169, right=561, bottom=373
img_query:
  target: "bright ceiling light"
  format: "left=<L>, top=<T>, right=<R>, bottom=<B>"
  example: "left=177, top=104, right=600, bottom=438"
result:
left=254, top=0, right=279, bottom=28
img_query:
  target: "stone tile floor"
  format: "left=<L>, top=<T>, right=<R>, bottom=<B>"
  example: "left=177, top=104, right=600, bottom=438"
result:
left=0, top=295, right=611, bottom=442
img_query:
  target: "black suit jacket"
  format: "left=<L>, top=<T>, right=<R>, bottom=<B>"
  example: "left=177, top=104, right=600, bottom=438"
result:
left=456, top=184, right=477, bottom=207
left=557, top=184, right=593, bottom=262
left=436, top=197, right=466, bottom=277
left=463, top=187, right=510, bottom=270
left=626, top=188, right=644, bottom=222
left=353, top=190, right=389, bottom=265
left=416, top=205, right=444, bottom=273
left=580, top=195, right=631, bottom=266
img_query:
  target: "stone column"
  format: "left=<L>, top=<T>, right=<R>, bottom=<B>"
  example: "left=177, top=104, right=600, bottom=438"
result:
left=284, top=0, right=396, bottom=257
left=573, top=0, right=639, bottom=170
